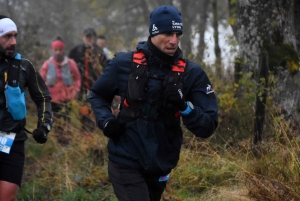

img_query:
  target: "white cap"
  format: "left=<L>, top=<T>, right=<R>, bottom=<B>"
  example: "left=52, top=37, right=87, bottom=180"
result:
left=0, top=18, right=17, bottom=37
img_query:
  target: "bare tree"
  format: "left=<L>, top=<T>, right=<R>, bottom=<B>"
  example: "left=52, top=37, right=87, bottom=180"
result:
left=197, top=0, right=210, bottom=62
left=227, top=0, right=238, bottom=41
left=179, top=0, right=196, bottom=56
left=238, top=0, right=300, bottom=143
left=212, top=0, right=222, bottom=78
left=140, top=0, right=151, bottom=26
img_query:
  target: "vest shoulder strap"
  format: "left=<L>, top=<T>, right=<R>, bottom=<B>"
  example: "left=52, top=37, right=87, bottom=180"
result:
left=47, top=60, right=57, bottom=86
left=172, top=58, right=186, bottom=72
left=47, top=59, right=73, bottom=86
left=7, top=53, right=22, bottom=87
left=133, top=51, right=147, bottom=65
left=132, top=51, right=187, bottom=72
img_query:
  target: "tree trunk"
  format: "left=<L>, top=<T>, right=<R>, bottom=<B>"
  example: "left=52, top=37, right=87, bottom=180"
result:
left=254, top=51, right=269, bottom=145
left=227, top=0, right=238, bottom=41
left=179, top=0, right=194, bottom=56
left=140, top=0, right=150, bottom=27
left=238, top=0, right=300, bottom=140
left=294, top=0, right=300, bottom=56
left=197, top=0, right=210, bottom=62
left=212, top=0, right=222, bottom=77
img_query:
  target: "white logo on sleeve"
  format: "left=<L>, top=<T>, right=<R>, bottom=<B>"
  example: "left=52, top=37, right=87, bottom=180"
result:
left=206, top=84, right=214, bottom=94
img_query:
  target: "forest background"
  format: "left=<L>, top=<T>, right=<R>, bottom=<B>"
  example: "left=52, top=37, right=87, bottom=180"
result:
left=2, top=0, right=300, bottom=200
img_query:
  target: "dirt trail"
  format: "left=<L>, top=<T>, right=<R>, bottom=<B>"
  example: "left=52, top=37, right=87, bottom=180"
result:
left=218, top=188, right=256, bottom=201
left=195, top=186, right=256, bottom=201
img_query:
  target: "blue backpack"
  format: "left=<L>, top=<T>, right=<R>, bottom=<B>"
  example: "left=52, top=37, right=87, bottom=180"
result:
left=4, top=53, right=26, bottom=120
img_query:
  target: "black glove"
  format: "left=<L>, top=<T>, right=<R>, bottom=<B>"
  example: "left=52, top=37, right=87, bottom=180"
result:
left=103, top=119, right=126, bottom=138
left=164, top=83, right=186, bottom=111
left=33, top=125, right=49, bottom=144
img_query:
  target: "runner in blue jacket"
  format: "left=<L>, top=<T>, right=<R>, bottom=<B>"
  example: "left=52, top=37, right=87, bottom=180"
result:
left=89, top=5, right=218, bottom=201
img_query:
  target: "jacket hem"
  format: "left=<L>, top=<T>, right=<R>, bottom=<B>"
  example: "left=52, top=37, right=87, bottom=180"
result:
left=108, top=154, right=142, bottom=169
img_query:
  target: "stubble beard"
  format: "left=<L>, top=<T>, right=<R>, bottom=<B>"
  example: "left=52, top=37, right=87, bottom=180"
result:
left=0, top=44, right=15, bottom=57
left=0, top=44, right=5, bottom=56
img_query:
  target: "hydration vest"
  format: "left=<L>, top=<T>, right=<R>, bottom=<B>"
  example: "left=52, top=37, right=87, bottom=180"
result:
left=118, top=51, right=186, bottom=122
left=4, top=53, right=27, bottom=120
left=46, top=59, right=73, bottom=86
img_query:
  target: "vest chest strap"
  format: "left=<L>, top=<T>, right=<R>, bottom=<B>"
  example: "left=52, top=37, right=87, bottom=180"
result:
left=119, top=51, right=187, bottom=122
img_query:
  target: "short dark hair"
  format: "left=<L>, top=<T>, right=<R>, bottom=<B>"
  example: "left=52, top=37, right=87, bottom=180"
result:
left=97, top=35, right=106, bottom=40
left=83, top=28, right=97, bottom=37
left=0, top=15, right=10, bottom=20
left=54, top=36, right=64, bottom=42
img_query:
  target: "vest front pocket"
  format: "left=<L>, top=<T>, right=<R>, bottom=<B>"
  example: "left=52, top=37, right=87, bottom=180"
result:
left=5, top=85, right=26, bottom=120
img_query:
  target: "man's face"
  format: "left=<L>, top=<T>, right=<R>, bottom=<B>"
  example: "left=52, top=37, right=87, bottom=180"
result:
left=151, top=32, right=182, bottom=56
left=83, top=35, right=96, bottom=47
left=96, top=38, right=105, bottom=48
left=52, top=48, right=64, bottom=61
left=0, top=31, right=17, bottom=56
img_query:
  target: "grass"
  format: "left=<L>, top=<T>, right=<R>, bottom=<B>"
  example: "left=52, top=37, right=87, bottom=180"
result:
left=17, top=109, right=116, bottom=201
left=16, top=108, right=300, bottom=201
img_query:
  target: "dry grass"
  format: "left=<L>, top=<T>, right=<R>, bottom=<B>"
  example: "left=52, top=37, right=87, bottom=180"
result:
left=18, top=108, right=300, bottom=201
left=18, top=109, right=115, bottom=200
left=244, top=173, right=300, bottom=201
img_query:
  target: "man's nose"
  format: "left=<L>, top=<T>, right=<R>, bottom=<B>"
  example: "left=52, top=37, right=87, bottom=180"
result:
left=10, top=36, right=17, bottom=45
left=169, top=34, right=178, bottom=44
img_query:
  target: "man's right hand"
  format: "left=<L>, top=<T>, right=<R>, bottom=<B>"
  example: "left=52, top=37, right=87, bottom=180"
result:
left=103, top=119, right=126, bottom=138
left=32, top=125, right=49, bottom=144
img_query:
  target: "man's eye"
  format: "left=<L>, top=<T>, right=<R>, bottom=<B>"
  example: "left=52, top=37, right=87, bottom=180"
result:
left=5, top=35, right=12, bottom=39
